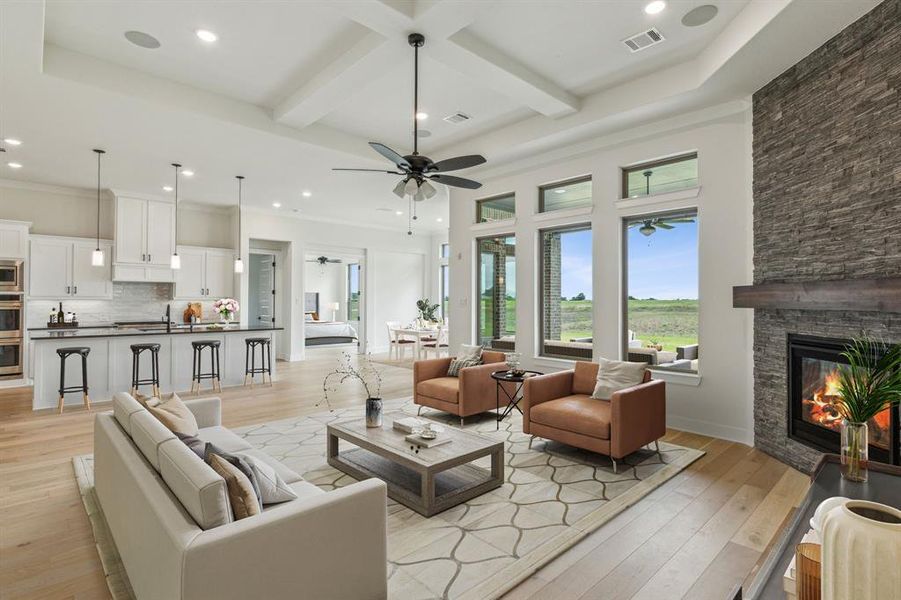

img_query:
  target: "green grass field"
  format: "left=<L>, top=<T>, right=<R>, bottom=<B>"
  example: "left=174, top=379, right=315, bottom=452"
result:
left=479, top=298, right=697, bottom=352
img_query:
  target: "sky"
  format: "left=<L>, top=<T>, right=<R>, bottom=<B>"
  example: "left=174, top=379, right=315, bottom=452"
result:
left=558, top=221, right=698, bottom=300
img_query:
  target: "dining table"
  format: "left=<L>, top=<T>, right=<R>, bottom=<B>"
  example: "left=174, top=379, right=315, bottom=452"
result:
left=393, top=326, right=440, bottom=360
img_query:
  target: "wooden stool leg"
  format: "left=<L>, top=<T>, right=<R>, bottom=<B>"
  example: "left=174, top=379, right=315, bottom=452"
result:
left=215, top=346, right=222, bottom=392
left=250, top=343, right=256, bottom=388
left=81, top=354, right=90, bottom=410
left=244, top=341, right=250, bottom=386
left=267, top=342, right=273, bottom=386
left=58, top=355, right=66, bottom=414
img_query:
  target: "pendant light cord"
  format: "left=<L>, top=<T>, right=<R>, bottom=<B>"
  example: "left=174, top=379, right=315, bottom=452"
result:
left=94, top=149, right=104, bottom=250
left=172, top=163, right=181, bottom=252
left=236, top=175, right=244, bottom=260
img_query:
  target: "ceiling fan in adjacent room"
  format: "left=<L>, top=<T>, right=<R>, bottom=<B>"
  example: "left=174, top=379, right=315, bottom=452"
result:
left=332, top=33, right=486, bottom=232
left=307, top=256, right=343, bottom=266
left=630, top=216, right=696, bottom=236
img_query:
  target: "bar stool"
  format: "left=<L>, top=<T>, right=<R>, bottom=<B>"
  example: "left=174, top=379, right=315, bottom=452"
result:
left=56, top=346, right=90, bottom=414
left=130, top=343, right=161, bottom=397
left=244, top=337, right=272, bottom=386
left=191, top=340, right=221, bottom=394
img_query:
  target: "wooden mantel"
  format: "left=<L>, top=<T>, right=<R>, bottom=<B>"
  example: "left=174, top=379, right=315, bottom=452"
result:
left=733, top=277, right=901, bottom=312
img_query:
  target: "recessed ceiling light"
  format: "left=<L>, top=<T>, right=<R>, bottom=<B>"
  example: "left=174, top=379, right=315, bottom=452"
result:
left=417, top=129, right=432, bottom=138
left=301, top=190, right=312, bottom=197
left=181, top=170, right=194, bottom=177
left=436, top=218, right=443, bottom=222
left=415, top=112, right=428, bottom=120
left=3, top=138, right=22, bottom=146
left=682, top=4, right=718, bottom=26
left=162, top=185, right=173, bottom=192
left=124, top=30, right=161, bottom=49
left=272, top=202, right=281, bottom=208
left=554, top=188, right=567, bottom=194
left=195, top=29, right=218, bottom=43
left=7, top=162, right=22, bottom=169
left=395, top=211, right=403, bottom=216
left=644, top=1, right=666, bottom=15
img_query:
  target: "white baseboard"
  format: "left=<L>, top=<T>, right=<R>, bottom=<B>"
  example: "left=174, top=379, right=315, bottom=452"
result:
left=666, top=414, right=754, bottom=446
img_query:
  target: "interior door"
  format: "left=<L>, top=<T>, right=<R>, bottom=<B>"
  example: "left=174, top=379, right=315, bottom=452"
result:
left=249, top=253, right=275, bottom=326
left=204, top=251, right=233, bottom=299
left=145, top=200, right=175, bottom=266
left=115, top=197, right=147, bottom=264
left=29, top=239, right=72, bottom=298
left=72, top=242, right=112, bottom=298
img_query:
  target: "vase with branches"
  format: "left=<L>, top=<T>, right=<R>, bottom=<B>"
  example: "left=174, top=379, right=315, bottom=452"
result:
left=320, top=352, right=384, bottom=426
left=834, top=337, right=901, bottom=482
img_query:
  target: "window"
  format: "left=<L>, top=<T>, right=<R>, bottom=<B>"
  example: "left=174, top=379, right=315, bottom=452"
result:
left=476, top=193, right=515, bottom=223
left=622, top=153, right=698, bottom=199
left=439, top=264, right=449, bottom=320
left=346, top=263, right=360, bottom=321
left=477, top=235, right=516, bottom=349
left=539, top=225, right=593, bottom=359
left=624, top=209, right=699, bottom=372
left=539, top=176, right=592, bottom=213
left=439, top=243, right=449, bottom=259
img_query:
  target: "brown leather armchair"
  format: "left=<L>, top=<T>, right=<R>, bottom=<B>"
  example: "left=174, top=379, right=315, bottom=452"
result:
left=414, top=351, right=507, bottom=425
left=523, top=361, right=665, bottom=473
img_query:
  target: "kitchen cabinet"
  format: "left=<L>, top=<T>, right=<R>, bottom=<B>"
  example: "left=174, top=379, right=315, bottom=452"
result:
left=0, top=220, right=30, bottom=258
left=112, top=192, right=175, bottom=281
left=29, top=236, right=113, bottom=299
left=173, top=246, right=234, bottom=299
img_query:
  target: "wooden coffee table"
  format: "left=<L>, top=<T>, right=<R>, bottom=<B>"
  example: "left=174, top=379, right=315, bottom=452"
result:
left=327, top=412, right=504, bottom=517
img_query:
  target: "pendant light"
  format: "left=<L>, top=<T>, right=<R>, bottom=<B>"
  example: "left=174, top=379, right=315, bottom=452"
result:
left=170, top=163, right=181, bottom=270
left=91, top=149, right=106, bottom=266
left=234, top=175, right=244, bottom=273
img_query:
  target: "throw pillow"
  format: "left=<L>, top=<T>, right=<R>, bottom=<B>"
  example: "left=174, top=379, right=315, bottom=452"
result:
left=204, top=443, right=263, bottom=510
left=457, top=344, right=483, bottom=361
left=208, top=454, right=261, bottom=520
left=591, top=358, right=648, bottom=400
left=238, top=454, right=298, bottom=505
left=448, top=356, right=482, bottom=377
left=175, top=431, right=205, bottom=459
left=146, top=393, right=198, bottom=437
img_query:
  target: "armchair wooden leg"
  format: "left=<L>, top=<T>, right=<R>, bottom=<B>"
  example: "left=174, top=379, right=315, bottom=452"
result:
left=460, top=417, right=464, bottom=427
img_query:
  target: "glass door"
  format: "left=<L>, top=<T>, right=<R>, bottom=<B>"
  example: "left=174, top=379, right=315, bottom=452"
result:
left=248, top=253, right=275, bottom=326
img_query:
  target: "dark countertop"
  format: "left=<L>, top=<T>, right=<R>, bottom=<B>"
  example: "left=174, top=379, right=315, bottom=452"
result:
left=29, top=325, right=282, bottom=340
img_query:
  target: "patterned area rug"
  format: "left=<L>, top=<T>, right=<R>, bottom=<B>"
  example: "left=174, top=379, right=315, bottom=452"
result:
left=74, top=398, right=703, bottom=600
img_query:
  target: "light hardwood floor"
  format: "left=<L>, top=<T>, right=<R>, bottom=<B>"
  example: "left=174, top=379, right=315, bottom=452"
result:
left=0, top=348, right=808, bottom=600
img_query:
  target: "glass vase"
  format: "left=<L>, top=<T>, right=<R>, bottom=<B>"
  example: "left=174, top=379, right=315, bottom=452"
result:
left=366, top=398, right=383, bottom=428
left=840, top=420, right=868, bottom=483
left=220, top=311, right=231, bottom=324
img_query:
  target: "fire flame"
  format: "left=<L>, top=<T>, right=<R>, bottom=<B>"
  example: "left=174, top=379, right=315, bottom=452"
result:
left=803, top=368, right=891, bottom=442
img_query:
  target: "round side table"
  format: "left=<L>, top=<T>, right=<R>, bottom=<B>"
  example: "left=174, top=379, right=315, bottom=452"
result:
left=491, top=370, right=543, bottom=430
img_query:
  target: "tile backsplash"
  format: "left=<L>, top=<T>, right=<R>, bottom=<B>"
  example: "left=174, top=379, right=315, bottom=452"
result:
left=27, top=283, right=219, bottom=327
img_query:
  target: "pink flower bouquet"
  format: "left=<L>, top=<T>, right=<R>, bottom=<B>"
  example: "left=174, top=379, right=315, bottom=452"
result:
left=213, top=298, right=239, bottom=323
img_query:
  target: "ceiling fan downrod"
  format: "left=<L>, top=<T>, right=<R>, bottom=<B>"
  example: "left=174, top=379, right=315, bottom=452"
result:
left=409, top=33, right=425, bottom=157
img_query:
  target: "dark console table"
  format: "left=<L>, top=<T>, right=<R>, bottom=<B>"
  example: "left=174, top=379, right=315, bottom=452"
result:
left=741, top=455, right=901, bottom=599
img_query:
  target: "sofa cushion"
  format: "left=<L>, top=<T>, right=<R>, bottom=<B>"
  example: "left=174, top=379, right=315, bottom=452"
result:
left=130, top=410, right=177, bottom=471
left=146, top=393, right=198, bottom=437
left=530, top=394, right=611, bottom=440
left=158, top=438, right=231, bottom=529
left=417, top=377, right=460, bottom=404
left=240, top=454, right=298, bottom=505
left=209, top=453, right=261, bottom=521
left=112, top=392, right=145, bottom=436
left=572, top=362, right=599, bottom=395
left=204, top=443, right=263, bottom=510
left=239, top=448, right=304, bottom=485
left=591, top=358, right=647, bottom=400
left=288, top=480, right=325, bottom=501
left=197, top=426, right=253, bottom=453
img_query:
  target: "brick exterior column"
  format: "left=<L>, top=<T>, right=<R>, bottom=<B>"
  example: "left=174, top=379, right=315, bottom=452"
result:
left=543, top=232, right=562, bottom=341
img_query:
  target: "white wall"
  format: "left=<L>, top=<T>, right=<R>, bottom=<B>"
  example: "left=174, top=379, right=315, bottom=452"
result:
left=240, top=210, right=432, bottom=361
left=448, top=107, right=755, bottom=445
left=303, top=260, right=345, bottom=320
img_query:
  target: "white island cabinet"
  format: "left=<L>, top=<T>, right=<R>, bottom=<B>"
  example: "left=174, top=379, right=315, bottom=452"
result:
left=29, top=327, right=278, bottom=411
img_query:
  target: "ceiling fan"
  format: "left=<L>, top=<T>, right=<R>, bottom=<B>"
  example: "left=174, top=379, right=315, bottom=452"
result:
left=630, top=216, right=696, bottom=236
left=333, top=33, right=486, bottom=206
left=306, top=256, right=343, bottom=266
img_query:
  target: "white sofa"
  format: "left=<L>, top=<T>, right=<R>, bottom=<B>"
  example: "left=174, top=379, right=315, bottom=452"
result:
left=94, top=392, right=388, bottom=600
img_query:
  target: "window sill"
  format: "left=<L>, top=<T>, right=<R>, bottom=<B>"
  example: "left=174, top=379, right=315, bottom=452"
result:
left=648, top=368, right=701, bottom=386
left=532, top=356, right=578, bottom=371
left=615, top=186, right=701, bottom=211
left=470, top=218, right=517, bottom=233
left=531, top=206, right=593, bottom=224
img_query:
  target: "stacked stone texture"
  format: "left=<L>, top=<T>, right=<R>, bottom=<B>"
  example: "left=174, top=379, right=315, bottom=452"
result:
left=751, top=0, right=901, bottom=472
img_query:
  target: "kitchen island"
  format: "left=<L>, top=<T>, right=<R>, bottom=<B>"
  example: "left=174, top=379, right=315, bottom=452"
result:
left=28, top=324, right=281, bottom=411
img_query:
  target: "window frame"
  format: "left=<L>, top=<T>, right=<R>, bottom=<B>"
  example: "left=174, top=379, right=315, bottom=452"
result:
left=620, top=152, right=698, bottom=199
left=346, top=263, right=361, bottom=322
left=538, top=175, right=593, bottom=214
left=621, top=207, right=699, bottom=373
left=475, top=233, right=516, bottom=349
left=537, top=222, right=593, bottom=360
left=475, top=192, right=516, bottom=224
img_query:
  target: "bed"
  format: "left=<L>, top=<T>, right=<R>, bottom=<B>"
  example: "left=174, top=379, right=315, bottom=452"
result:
left=304, top=320, right=359, bottom=346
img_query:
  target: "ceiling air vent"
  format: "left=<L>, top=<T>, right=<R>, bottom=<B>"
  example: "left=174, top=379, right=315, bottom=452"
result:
left=622, top=28, right=665, bottom=52
left=443, top=112, right=471, bottom=124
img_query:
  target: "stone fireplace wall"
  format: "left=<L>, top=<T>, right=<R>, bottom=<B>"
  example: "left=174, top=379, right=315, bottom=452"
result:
left=751, top=0, right=901, bottom=472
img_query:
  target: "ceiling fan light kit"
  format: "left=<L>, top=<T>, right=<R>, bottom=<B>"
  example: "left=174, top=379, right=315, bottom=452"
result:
left=333, top=33, right=487, bottom=232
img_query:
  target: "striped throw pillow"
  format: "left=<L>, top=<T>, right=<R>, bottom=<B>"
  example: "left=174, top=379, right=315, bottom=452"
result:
left=447, top=356, right=482, bottom=377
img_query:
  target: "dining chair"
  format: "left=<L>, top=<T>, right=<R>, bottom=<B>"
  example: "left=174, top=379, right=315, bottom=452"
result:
left=421, top=325, right=449, bottom=359
left=386, top=321, right=415, bottom=360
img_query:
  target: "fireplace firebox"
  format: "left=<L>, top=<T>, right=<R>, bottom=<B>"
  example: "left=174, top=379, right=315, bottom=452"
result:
left=788, top=334, right=899, bottom=465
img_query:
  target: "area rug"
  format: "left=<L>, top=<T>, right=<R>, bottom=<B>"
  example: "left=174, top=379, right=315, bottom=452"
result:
left=74, top=398, right=703, bottom=600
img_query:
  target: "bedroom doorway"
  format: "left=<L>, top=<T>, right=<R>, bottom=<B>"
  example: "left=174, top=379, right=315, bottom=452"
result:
left=303, top=250, right=365, bottom=351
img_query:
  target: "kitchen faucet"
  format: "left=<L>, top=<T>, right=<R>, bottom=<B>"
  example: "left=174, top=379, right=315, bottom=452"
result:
left=164, top=304, right=171, bottom=333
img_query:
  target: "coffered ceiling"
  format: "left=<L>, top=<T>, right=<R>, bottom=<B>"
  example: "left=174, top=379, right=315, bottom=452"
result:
left=0, top=0, right=881, bottom=231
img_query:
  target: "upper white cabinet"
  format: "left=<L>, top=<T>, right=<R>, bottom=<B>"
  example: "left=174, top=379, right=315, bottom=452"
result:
left=173, top=246, right=234, bottom=300
left=0, top=220, right=30, bottom=258
left=29, top=236, right=113, bottom=299
left=112, top=192, right=175, bottom=282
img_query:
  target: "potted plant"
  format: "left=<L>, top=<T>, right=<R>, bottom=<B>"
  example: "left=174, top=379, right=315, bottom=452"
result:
left=213, top=298, right=239, bottom=324
left=416, top=298, right=440, bottom=327
left=834, top=337, right=901, bottom=482
left=321, top=352, right=384, bottom=427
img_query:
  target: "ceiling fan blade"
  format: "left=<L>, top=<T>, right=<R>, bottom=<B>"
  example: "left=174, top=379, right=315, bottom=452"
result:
left=332, top=168, right=404, bottom=174
left=656, top=223, right=675, bottom=229
left=369, top=142, right=411, bottom=169
left=429, top=174, right=482, bottom=190
left=430, top=154, right=486, bottom=172
left=664, top=218, right=696, bottom=223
